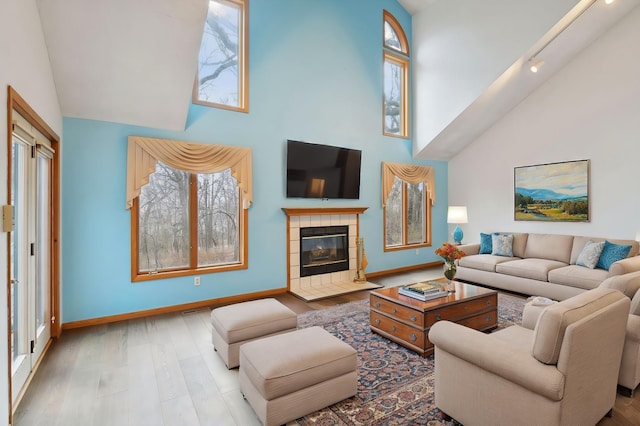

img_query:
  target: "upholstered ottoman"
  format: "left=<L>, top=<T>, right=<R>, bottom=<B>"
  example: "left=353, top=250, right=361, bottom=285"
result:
left=239, top=326, right=358, bottom=426
left=210, top=298, right=297, bottom=369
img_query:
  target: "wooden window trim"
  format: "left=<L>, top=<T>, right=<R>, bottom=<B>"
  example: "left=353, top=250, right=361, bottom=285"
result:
left=383, top=51, right=410, bottom=139
left=130, top=173, right=248, bottom=282
left=192, top=0, right=249, bottom=113
left=383, top=10, right=409, bottom=56
left=383, top=182, right=432, bottom=252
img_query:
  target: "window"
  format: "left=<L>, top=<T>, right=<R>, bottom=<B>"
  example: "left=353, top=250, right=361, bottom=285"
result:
left=194, top=0, right=248, bottom=112
left=382, top=162, right=434, bottom=250
left=383, top=11, right=409, bottom=138
left=127, top=137, right=252, bottom=281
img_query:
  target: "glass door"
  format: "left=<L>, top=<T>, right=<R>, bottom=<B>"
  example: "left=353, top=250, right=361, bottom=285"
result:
left=10, top=134, right=32, bottom=400
left=9, top=129, right=53, bottom=404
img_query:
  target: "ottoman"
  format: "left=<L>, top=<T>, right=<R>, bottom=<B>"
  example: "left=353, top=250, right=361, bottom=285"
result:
left=239, top=326, right=358, bottom=426
left=210, top=298, right=297, bottom=369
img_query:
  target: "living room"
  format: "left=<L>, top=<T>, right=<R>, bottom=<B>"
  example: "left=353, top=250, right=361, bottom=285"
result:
left=2, top=0, right=640, bottom=424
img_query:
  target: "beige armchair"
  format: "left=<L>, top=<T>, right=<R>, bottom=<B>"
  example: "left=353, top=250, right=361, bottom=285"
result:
left=598, top=272, right=640, bottom=396
left=429, top=288, right=629, bottom=426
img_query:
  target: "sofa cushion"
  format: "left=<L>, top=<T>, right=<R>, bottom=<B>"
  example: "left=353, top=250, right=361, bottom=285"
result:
left=524, top=234, right=574, bottom=264
left=479, top=233, right=492, bottom=254
left=492, top=233, right=514, bottom=256
left=458, top=254, right=519, bottom=272
left=532, top=288, right=624, bottom=364
left=496, top=258, right=567, bottom=282
left=597, top=241, right=632, bottom=270
left=548, top=265, right=609, bottom=290
left=576, top=240, right=605, bottom=269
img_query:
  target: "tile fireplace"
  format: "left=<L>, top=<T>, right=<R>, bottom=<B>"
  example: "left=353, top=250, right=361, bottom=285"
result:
left=282, top=207, right=381, bottom=301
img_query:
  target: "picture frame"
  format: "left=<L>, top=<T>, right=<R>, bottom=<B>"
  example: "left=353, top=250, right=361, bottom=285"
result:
left=514, top=159, right=590, bottom=222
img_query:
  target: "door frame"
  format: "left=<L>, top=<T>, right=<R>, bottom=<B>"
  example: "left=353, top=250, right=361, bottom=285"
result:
left=6, top=86, right=60, bottom=423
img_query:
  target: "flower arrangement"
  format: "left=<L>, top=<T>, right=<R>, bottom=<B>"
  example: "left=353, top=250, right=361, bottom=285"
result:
left=435, top=242, right=466, bottom=265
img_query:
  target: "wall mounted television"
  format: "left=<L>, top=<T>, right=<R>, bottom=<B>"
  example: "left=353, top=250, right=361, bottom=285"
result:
left=286, top=140, right=362, bottom=199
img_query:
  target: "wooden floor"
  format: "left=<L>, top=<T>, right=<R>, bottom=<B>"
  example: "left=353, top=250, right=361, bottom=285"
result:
left=13, top=269, right=640, bottom=425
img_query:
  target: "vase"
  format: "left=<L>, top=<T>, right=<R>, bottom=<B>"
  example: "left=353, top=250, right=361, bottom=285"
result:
left=443, top=262, right=457, bottom=292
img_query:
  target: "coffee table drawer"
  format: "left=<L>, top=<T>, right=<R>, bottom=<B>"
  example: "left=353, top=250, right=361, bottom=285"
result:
left=370, top=311, right=425, bottom=347
left=370, top=295, right=423, bottom=325
left=424, top=295, right=496, bottom=327
left=458, top=309, right=497, bottom=330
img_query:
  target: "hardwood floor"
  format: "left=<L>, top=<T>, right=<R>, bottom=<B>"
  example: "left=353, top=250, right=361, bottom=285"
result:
left=13, top=269, right=640, bottom=425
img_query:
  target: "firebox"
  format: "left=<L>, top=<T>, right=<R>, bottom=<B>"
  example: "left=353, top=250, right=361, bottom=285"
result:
left=299, top=226, right=349, bottom=277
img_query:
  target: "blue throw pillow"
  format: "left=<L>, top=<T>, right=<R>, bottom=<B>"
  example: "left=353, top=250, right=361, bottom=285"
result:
left=596, top=240, right=632, bottom=270
left=491, top=233, right=514, bottom=257
left=479, top=233, right=492, bottom=254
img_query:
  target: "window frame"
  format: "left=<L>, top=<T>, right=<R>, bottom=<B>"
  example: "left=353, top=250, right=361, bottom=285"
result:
left=193, top=0, right=249, bottom=113
left=130, top=165, right=249, bottom=282
left=382, top=10, right=410, bottom=139
left=382, top=162, right=434, bottom=252
left=383, top=179, right=432, bottom=252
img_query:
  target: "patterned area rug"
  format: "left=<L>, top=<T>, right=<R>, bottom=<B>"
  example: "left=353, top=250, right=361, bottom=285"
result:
left=295, top=293, right=527, bottom=425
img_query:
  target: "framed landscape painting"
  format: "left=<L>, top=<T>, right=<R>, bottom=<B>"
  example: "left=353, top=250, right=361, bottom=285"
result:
left=514, top=159, right=589, bottom=222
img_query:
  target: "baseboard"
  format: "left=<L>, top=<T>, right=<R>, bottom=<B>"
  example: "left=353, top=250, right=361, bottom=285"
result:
left=366, top=261, right=443, bottom=279
left=61, top=287, right=288, bottom=330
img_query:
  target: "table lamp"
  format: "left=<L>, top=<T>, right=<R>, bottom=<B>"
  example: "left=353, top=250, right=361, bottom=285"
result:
left=447, top=206, right=468, bottom=245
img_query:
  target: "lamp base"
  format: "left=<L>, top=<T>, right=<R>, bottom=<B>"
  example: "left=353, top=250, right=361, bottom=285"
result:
left=452, top=225, right=463, bottom=245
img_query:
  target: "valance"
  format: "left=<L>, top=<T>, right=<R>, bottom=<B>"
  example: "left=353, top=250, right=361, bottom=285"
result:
left=381, top=162, right=435, bottom=207
left=126, top=136, right=252, bottom=210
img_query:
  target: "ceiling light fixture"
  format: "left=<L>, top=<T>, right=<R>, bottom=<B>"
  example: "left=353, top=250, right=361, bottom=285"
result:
left=529, top=59, right=544, bottom=73
left=527, top=0, right=610, bottom=73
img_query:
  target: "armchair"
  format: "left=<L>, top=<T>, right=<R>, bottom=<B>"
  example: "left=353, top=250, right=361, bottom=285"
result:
left=429, top=288, right=629, bottom=426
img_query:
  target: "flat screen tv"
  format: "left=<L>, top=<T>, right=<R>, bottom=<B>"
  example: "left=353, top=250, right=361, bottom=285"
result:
left=286, top=140, right=361, bottom=199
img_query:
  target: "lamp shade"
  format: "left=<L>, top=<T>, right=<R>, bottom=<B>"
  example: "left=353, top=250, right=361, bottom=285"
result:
left=447, top=206, right=468, bottom=224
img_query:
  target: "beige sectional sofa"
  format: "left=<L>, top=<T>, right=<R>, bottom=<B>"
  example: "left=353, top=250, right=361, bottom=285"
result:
left=456, top=233, right=640, bottom=301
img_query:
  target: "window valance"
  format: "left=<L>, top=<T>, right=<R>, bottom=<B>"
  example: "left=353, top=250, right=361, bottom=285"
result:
left=382, top=162, right=435, bottom=207
left=126, top=136, right=252, bottom=210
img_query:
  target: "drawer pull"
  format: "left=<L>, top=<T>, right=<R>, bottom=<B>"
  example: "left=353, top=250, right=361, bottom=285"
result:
left=435, top=314, right=441, bottom=321
left=392, top=308, right=397, bottom=314
left=410, top=315, right=417, bottom=322
left=375, top=301, right=380, bottom=308
left=486, top=300, right=491, bottom=306
left=410, top=333, right=417, bottom=342
left=486, top=316, right=492, bottom=322
left=374, top=318, right=380, bottom=325
left=391, top=325, right=397, bottom=332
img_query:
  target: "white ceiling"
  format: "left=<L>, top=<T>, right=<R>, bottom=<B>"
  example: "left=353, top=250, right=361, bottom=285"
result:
left=36, top=0, right=208, bottom=131
left=35, top=0, right=639, bottom=157
left=414, top=0, right=640, bottom=160
left=397, top=0, right=433, bottom=15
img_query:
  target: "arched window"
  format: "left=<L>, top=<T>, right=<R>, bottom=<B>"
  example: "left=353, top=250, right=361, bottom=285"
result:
left=383, top=11, right=409, bottom=138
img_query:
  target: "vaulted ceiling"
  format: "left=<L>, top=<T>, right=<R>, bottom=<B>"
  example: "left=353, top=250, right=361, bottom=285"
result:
left=36, top=0, right=639, bottom=158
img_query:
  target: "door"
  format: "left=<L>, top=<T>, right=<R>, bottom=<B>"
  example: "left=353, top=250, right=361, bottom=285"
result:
left=9, top=119, right=53, bottom=403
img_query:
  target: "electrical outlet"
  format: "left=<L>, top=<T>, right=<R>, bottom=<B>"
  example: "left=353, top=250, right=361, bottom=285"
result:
left=194, top=276, right=201, bottom=286
left=415, top=249, right=419, bottom=255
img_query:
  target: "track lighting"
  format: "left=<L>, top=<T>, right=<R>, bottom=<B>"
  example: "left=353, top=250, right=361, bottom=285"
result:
left=526, top=0, right=615, bottom=74
left=529, top=59, right=544, bottom=73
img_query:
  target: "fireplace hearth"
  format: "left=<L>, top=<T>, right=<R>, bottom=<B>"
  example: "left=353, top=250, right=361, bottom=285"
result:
left=300, top=226, right=349, bottom=277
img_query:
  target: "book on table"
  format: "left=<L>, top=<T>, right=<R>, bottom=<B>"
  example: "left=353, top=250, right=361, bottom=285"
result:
left=398, top=281, right=448, bottom=301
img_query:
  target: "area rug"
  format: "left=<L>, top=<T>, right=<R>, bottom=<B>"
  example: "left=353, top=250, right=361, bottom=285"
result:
left=295, top=293, right=527, bottom=425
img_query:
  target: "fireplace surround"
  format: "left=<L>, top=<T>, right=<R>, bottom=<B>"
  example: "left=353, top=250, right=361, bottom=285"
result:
left=282, top=207, right=381, bottom=301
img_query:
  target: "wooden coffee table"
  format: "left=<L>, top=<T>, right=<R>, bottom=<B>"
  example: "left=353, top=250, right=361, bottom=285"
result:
left=370, top=280, right=498, bottom=357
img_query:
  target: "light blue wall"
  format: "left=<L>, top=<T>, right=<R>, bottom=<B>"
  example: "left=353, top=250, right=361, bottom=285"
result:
left=61, top=0, right=449, bottom=323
